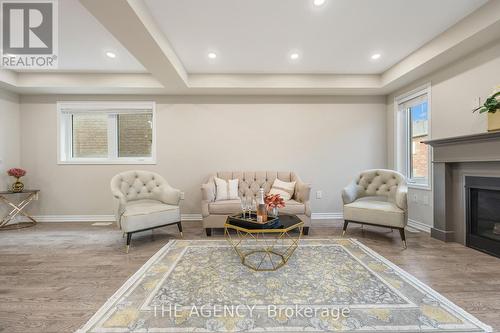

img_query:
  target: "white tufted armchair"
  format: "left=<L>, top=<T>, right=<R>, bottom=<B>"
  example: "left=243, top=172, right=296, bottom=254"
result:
left=342, top=169, right=408, bottom=248
left=110, top=170, right=182, bottom=252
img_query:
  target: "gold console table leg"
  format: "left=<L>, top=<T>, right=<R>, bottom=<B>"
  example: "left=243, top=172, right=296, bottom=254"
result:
left=0, top=191, right=39, bottom=230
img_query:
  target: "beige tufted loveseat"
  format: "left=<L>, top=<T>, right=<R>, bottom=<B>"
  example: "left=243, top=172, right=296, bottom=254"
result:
left=201, top=171, right=311, bottom=236
left=342, top=169, right=408, bottom=247
left=110, top=170, right=182, bottom=252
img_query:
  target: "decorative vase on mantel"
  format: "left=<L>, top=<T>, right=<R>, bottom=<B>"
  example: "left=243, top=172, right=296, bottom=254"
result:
left=473, top=89, right=500, bottom=132
left=487, top=110, right=500, bottom=132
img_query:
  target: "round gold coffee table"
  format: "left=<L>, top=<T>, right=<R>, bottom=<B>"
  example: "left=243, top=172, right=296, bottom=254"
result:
left=224, top=213, right=303, bottom=271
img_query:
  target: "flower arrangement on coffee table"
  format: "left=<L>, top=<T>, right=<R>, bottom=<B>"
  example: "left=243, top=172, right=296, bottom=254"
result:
left=7, top=168, right=26, bottom=193
left=265, top=193, right=285, bottom=216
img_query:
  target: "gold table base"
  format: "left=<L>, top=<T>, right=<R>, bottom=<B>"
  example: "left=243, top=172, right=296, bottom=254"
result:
left=224, top=221, right=303, bottom=271
left=0, top=190, right=39, bottom=230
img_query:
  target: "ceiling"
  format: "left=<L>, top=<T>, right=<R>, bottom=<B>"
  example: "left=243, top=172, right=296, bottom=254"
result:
left=140, top=0, right=485, bottom=74
left=21, top=0, right=486, bottom=74
left=37, top=0, right=145, bottom=72
left=1, top=0, right=499, bottom=95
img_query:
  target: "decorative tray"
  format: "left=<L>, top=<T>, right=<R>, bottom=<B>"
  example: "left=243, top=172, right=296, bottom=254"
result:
left=227, top=212, right=282, bottom=229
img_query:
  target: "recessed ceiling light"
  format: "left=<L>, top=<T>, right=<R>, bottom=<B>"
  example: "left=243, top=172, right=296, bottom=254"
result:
left=207, top=52, right=217, bottom=59
left=290, top=53, right=300, bottom=60
left=313, top=0, right=326, bottom=7
left=371, top=53, right=381, bottom=60
left=105, top=51, right=116, bottom=59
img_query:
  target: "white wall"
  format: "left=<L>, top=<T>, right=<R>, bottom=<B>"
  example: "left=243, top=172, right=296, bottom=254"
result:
left=0, top=89, right=20, bottom=190
left=19, top=95, right=387, bottom=218
left=387, top=41, right=500, bottom=228
left=7, top=42, right=500, bottom=225
left=0, top=88, right=20, bottom=218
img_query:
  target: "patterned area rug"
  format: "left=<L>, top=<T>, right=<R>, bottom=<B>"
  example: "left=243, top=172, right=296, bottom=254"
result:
left=77, top=239, right=491, bottom=332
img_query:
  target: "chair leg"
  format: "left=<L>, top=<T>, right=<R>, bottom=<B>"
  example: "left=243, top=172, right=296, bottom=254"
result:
left=342, top=221, right=349, bottom=236
left=126, top=233, right=132, bottom=253
left=205, top=228, right=212, bottom=237
left=303, top=226, right=309, bottom=236
left=399, top=228, right=407, bottom=248
left=177, top=221, right=183, bottom=237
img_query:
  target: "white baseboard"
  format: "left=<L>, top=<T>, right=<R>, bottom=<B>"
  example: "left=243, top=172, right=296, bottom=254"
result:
left=17, top=213, right=341, bottom=222
left=18, top=215, right=116, bottom=222
left=17, top=214, right=203, bottom=223
left=311, top=214, right=432, bottom=233
left=311, top=212, right=343, bottom=220
left=407, top=218, right=431, bottom=233
left=17, top=214, right=430, bottom=232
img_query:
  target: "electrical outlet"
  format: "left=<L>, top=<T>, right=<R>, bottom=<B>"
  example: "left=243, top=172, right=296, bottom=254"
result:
left=412, top=193, right=418, bottom=203
left=316, top=191, right=323, bottom=199
left=180, top=192, right=185, bottom=200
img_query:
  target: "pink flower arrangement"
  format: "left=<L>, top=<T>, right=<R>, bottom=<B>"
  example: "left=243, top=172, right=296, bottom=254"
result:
left=265, top=194, right=285, bottom=209
left=7, top=168, right=26, bottom=179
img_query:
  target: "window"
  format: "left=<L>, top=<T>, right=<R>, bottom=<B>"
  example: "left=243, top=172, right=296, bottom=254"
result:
left=58, top=102, right=156, bottom=164
left=395, top=85, right=431, bottom=188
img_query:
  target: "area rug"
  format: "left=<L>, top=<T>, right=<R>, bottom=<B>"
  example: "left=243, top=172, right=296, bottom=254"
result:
left=77, top=239, right=492, bottom=332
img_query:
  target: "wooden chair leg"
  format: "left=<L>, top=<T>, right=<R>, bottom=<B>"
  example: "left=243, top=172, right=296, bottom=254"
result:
left=205, top=228, right=212, bottom=237
left=177, top=221, right=183, bottom=237
left=342, top=221, right=349, bottom=236
left=303, top=226, right=309, bottom=235
left=399, top=228, right=407, bottom=248
left=126, top=233, right=132, bottom=253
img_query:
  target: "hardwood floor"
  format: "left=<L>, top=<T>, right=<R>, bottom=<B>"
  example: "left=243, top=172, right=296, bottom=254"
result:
left=0, top=220, right=499, bottom=332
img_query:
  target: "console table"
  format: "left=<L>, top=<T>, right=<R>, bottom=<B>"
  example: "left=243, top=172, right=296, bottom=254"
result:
left=0, top=190, right=40, bottom=230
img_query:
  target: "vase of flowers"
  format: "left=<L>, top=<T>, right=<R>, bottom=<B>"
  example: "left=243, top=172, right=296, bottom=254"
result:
left=264, top=194, right=285, bottom=217
left=473, top=88, right=500, bottom=132
left=7, top=168, right=26, bottom=193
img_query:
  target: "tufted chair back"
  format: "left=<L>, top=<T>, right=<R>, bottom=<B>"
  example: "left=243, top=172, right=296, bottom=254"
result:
left=110, top=170, right=170, bottom=203
left=344, top=169, right=407, bottom=209
left=212, top=171, right=301, bottom=199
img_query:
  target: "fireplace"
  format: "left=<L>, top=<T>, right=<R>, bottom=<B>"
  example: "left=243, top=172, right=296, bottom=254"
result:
left=465, top=176, right=500, bottom=258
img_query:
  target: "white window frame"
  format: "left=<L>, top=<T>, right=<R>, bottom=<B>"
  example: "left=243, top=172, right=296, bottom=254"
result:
left=394, top=83, right=432, bottom=190
left=57, top=101, right=156, bottom=165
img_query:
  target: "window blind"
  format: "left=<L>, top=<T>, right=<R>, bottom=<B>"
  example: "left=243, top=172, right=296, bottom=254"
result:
left=58, top=102, right=154, bottom=114
left=60, top=108, right=152, bottom=115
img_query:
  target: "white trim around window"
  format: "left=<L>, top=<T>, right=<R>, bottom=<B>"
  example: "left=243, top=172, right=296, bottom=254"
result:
left=57, top=101, right=157, bottom=165
left=394, top=83, right=432, bottom=190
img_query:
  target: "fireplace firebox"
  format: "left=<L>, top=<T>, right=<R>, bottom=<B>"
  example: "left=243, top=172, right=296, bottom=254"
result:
left=465, top=176, right=500, bottom=258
